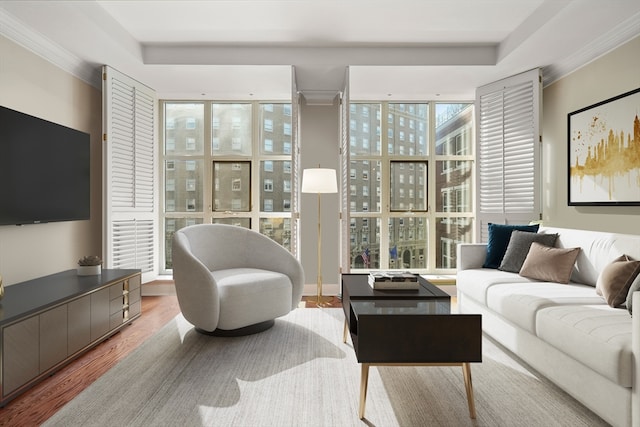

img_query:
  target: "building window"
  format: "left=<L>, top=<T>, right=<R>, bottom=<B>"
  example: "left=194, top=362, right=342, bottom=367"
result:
left=347, top=102, right=474, bottom=272
left=161, top=101, right=295, bottom=271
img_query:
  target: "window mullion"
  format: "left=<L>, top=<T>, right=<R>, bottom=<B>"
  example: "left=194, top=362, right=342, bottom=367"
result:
left=251, top=100, right=260, bottom=230
left=427, top=100, right=437, bottom=272
left=203, top=102, right=213, bottom=223
left=379, top=103, right=390, bottom=268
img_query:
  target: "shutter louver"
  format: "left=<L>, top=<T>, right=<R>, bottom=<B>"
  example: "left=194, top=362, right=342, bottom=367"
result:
left=476, top=69, right=541, bottom=241
left=340, top=67, right=351, bottom=274
left=290, top=66, right=300, bottom=259
left=103, top=66, right=158, bottom=282
left=134, top=89, right=155, bottom=211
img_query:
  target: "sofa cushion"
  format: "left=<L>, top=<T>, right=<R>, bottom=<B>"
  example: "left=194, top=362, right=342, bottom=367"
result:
left=596, top=255, right=640, bottom=308
left=456, top=269, right=535, bottom=305
left=519, top=243, right=580, bottom=284
left=536, top=305, right=633, bottom=387
left=486, top=282, right=605, bottom=334
left=483, top=223, right=540, bottom=269
left=626, top=274, right=640, bottom=315
left=499, top=231, right=558, bottom=273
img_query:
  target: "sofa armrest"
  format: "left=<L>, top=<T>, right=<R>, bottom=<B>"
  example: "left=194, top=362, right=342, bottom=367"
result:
left=456, top=243, right=488, bottom=271
left=633, top=291, right=640, bottom=426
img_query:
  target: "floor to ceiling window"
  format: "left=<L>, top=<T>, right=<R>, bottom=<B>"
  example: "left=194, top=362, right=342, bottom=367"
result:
left=161, top=101, right=294, bottom=272
left=348, top=102, right=474, bottom=273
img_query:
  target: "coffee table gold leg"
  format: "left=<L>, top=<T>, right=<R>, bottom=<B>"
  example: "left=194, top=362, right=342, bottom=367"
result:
left=343, top=318, right=348, bottom=343
left=462, top=362, right=476, bottom=419
left=359, top=364, right=370, bottom=419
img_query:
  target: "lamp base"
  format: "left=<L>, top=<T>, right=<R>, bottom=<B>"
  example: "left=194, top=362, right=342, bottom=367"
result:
left=309, top=295, right=334, bottom=307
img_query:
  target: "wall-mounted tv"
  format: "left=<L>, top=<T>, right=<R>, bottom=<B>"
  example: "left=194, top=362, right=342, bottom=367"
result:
left=0, top=105, right=90, bottom=226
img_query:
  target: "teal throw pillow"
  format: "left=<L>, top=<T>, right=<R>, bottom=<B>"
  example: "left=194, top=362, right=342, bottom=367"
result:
left=483, top=223, right=540, bottom=269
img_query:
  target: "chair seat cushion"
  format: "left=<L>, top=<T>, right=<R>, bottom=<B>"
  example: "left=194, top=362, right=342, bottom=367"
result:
left=212, top=268, right=293, bottom=330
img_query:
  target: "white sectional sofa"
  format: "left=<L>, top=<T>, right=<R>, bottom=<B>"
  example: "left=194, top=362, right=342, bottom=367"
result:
left=457, top=227, right=640, bottom=427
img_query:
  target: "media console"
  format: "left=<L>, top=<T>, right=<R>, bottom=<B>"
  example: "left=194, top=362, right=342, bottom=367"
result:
left=0, top=268, right=142, bottom=406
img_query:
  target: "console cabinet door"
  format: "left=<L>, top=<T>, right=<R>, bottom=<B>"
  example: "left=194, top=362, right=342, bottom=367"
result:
left=109, top=282, right=125, bottom=330
left=128, top=275, right=142, bottom=318
left=3, top=316, right=39, bottom=396
left=90, top=287, right=111, bottom=341
left=68, top=295, right=91, bottom=355
left=40, top=305, right=68, bottom=372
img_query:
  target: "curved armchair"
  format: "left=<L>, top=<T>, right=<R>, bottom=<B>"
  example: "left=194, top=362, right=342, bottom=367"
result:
left=172, top=224, right=304, bottom=336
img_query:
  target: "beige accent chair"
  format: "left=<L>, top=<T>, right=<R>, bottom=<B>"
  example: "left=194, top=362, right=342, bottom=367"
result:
left=172, top=224, right=304, bottom=336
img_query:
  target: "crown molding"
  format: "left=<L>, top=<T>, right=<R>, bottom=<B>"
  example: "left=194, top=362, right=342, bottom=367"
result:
left=0, top=9, right=101, bottom=89
left=542, top=12, right=640, bottom=87
left=1, top=6, right=637, bottom=93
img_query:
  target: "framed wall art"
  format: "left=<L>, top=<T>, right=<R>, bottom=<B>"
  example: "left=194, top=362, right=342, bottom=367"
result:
left=568, top=87, right=640, bottom=206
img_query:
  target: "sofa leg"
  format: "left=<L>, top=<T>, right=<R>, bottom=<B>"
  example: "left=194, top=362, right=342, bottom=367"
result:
left=196, top=319, right=276, bottom=337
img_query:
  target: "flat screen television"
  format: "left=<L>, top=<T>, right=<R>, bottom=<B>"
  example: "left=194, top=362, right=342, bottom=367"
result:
left=0, top=105, right=90, bottom=226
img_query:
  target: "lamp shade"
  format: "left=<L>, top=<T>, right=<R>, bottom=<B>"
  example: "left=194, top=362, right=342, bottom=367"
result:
left=301, top=168, right=338, bottom=194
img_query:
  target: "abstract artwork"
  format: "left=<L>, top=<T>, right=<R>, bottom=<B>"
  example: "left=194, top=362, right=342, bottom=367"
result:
left=568, top=88, right=640, bottom=206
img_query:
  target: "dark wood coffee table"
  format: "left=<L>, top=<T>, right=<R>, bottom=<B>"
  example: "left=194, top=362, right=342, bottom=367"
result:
left=341, top=274, right=482, bottom=420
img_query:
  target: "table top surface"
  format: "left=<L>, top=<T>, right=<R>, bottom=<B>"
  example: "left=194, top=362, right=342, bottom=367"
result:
left=342, top=273, right=450, bottom=300
left=0, top=269, right=141, bottom=326
left=351, top=299, right=451, bottom=316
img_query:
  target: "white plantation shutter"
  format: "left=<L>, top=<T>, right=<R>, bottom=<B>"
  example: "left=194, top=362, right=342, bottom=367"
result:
left=103, top=66, right=157, bottom=282
left=340, top=67, right=351, bottom=274
left=475, top=69, right=541, bottom=241
left=291, top=66, right=301, bottom=258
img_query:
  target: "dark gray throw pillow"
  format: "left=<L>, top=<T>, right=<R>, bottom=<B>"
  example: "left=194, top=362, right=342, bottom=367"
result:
left=499, top=231, right=559, bottom=273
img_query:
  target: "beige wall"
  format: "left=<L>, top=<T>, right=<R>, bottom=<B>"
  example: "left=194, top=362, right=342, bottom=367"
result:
left=299, top=102, right=341, bottom=289
left=542, top=35, right=640, bottom=233
left=2, top=32, right=637, bottom=288
left=0, top=36, right=102, bottom=285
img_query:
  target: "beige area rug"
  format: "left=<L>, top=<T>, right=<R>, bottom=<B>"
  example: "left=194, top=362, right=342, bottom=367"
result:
left=44, top=308, right=608, bottom=427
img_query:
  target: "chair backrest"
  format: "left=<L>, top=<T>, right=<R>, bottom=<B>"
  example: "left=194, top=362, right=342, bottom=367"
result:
left=177, top=224, right=242, bottom=270
left=173, top=223, right=305, bottom=312
left=176, top=223, right=281, bottom=271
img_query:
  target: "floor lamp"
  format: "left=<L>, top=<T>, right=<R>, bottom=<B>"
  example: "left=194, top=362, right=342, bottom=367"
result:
left=302, top=167, right=338, bottom=306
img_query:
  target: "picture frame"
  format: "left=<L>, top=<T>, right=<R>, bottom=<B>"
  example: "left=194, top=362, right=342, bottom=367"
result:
left=567, top=87, right=640, bottom=206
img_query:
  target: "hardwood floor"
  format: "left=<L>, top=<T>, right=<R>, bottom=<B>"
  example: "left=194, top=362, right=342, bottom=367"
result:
left=0, top=295, right=340, bottom=426
left=0, top=296, right=181, bottom=426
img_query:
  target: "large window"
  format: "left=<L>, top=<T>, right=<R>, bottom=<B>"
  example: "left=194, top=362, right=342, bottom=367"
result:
left=348, top=102, right=474, bottom=272
left=161, top=102, right=294, bottom=271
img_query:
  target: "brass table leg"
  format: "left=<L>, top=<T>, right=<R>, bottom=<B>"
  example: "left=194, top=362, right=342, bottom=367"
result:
left=359, top=364, right=370, bottom=419
left=343, top=318, right=348, bottom=343
left=462, top=362, right=476, bottom=419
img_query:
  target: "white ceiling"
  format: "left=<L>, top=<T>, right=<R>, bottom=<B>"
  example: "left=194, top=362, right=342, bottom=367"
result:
left=1, top=0, right=639, bottom=102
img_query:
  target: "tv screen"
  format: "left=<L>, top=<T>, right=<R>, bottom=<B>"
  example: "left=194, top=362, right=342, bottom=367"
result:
left=0, top=105, right=90, bottom=226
